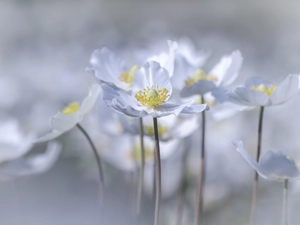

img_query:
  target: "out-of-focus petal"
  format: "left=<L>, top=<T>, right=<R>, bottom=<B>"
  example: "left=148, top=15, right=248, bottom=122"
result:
left=33, top=131, right=64, bottom=143
left=79, top=84, right=101, bottom=115
left=0, top=141, right=62, bottom=178
left=270, top=74, right=300, bottom=105
left=258, top=150, right=300, bottom=180
left=180, top=80, right=216, bottom=97
left=50, top=113, right=81, bottom=132
left=210, top=50, right=243, bottom=87
left=228, top=87, right=270, bottom=106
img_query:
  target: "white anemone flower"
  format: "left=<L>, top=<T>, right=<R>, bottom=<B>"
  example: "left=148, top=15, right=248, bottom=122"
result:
left=0, top=141, right=62, bottom=179
left=0, top=119, right=34, bottom=163
left=102, top=61, right=208, bottom=118
left=172, top=51, right=243, bottom=100
left=233, top=140, right=300, bottom=181
left=176, top=37, right=209, bottom=68
left=34, top=85, right=101, bottom=143
left=228, top=75, right=300, bottom=108
left=87, top=40, right=178, bottom=91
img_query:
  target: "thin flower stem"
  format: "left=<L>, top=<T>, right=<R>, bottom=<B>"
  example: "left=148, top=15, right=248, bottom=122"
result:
left=153, top=117, right=162, bottom=225
left=195, top=96, right=206, bottom=225
left=176, top=138, right=190, bottom=225
left=76, top=124, right=104, bottom=206
left=283, top=180, right=289, bottom=225
left=250, top=106, right=264, bottom=225
left=136, top=117, right=145, bottom=224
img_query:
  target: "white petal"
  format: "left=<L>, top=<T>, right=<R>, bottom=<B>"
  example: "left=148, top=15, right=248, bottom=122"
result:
left=228, top=87, right=270, bottom=106
left=171, top=55, right=195, bottom=90
left=233, top=140, right=260, bottom=172
left=102, top=83, right=148, bottom=117
left=270, top=74, right=300, bottom=105
left=180, top=103, right=208, bottom=114
left=177, top=37, right=209, bottom=68
left=180, top=80, right=216, bottom=97
left=258, top=150, right=300, bottom=180
left=50, top=112, right=81, bottom=132
left=162, top=115, right=199, bottom=141
left=0, top=138, right=33, bottom=163
left=33, top=131, right=64, bottom=143
left=210, top=51, right=243, bottom=86
left=0, top=141, right=62, bottom=178
left=79, top=84, right=101, bottom=115
left=88, top=48, right=129, bottom=90
left=132, top=61, right=172, bottom=100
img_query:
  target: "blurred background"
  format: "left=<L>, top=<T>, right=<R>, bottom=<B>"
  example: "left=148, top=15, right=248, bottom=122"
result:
left=1, top=0, right=300, bottom=224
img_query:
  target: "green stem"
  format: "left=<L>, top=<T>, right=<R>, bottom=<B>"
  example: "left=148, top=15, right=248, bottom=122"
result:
left=153, top=117, right=161, bottom=225
left=250, top=106, right=264, bottom=225
left=283, top=180, right=288, bottom=225
left=136, top=118, right=145, bottom=224
left=76, top=124, right=104, bottom=206
left=195, top=96, right=206, bottom=225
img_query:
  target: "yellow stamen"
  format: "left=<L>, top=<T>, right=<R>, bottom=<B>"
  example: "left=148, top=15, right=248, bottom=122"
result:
left=144, top=124, right=168, bottom=136
left=129, top=145, right=153, bottom=162
left=250, top=84, right=277, bottom=96
left=61, top=102, right=79, bottom=115
left=119, top=65, right=139, bottom=84
left=135, top=86, right=170, bottom=108
left=184, top=69, right=218, bottom=87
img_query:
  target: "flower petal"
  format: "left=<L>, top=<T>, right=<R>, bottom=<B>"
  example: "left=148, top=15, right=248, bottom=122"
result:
left=209, top=51, right=243, bottom=87
left=102, top=83, right=148, bottom=117
left=88, top=48, right=130, bottom=90
left=269, top=74, right=300, bottom=105
left=0, top=141, right=62, bottom=178
left=232, top=140, right=260, bottom=172
left=79, top=84, right=101, bottom=115
left=171, top=55, right=196, bottom=90
left=258, top=150, right=300, bottom=180
left=33, top=131, right=64, bottom=143
left=50, top=112, right=81, bottom=132
left=132, top=61, right=172, bottom=100
left=228, top=87, right=270, bottom=106
left=180, top=80, right=216, bottom=97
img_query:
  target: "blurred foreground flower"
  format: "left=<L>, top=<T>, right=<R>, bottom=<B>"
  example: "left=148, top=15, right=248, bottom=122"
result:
left=0, top=141, right=61, bottom=179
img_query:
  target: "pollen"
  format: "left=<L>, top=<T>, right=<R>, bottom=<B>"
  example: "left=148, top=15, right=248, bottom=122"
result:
left=119, top=65, right=139, bottom=84
left=135, top=86, right=170, bottom=108
left=184, top=69, right=218, bottom=87
left=61, top=102, right=79, bottom=115
left=250, top=84, right=277, bottom=96
left=144, top=124, right=168, bottom=136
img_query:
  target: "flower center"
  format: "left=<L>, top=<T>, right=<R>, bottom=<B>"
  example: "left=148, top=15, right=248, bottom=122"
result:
left=250, top=84, right=277, bottom=96
left=184, top=69, right=218, bottom=87
left=144, top=124, right=168, bottom=136
left=130, top=145, right=153, bottom=162
left=61, top=102, right=79, bottom=115
left=119, top=65, right=139, bottom=84
left=135, top=86, right=170, bottom=108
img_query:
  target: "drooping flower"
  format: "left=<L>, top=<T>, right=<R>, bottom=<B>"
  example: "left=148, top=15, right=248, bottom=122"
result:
left=34, top=84, right=101, bottom=143
left=0, top=141, right=62, bottom=179
left=233, top=140, right=300, bottom=181
left=228, top=75, right=300, bottom=108
left=87, top=40, right=178, bottom=91
left=102, top=61, right=208, bottom=118
left=172, top=50, right=243, bottom=100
